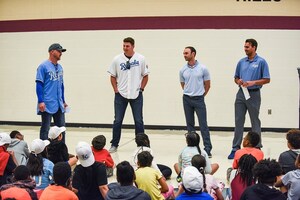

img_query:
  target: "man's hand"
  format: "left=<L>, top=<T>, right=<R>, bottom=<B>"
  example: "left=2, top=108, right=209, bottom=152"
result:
left=38, top=102, right=46, bottom=112
left=242, top=80, right=256, bottom=87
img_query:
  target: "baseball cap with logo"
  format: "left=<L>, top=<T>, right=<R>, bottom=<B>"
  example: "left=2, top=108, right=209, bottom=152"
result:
left=75, top=141, right=95, bottom=167
left=0, top=132, right=11, bottom=146
left=30, top=139, right=50, bottom=155
left=48, top=43, right=66, bottom=52
left=48, top=126, right=66, bottom=140
left=182, top=166, right=204, bottom=193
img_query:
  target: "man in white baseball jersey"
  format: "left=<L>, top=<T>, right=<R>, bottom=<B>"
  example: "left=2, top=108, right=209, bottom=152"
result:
left=107, top=37, right=149, bottom=153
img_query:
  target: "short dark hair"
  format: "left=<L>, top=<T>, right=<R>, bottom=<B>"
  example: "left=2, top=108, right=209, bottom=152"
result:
left=123, top=37, right=135, bottom=46
left=116, top=161, right=135, bottom=186
left=185, top=46, right=196, bottom=55
left=135, top=133, right=150, bottom=147
left=245, top=131, right=260, bottom=147
left=286, top=129, right=300, bottom=149
left=245, top=38, right=258, bottom=50
left=185, top=132, right=201, bottom=154
left=92, top=135, right=106, bottom=150
left=137, top=151, right=153, bottom=167
left=53, top=162, right=72, bottom=186
left=14, top=165, right=30, bottom=181
left=253, top=158, right=282, bottom=185
left=10, top=130, right=21, bottom=138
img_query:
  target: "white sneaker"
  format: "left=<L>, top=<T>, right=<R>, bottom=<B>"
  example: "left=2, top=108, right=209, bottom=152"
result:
left=109, top=146, right=118, bottom=153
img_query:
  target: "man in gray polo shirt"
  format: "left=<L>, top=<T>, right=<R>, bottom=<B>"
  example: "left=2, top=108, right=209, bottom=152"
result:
left=179, top=46, right=212, bottom=157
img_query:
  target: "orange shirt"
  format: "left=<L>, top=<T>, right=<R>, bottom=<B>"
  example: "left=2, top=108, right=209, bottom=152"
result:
left=39, top=185, right=78, bottom=200
left=233, top=147, right=264, bottom=169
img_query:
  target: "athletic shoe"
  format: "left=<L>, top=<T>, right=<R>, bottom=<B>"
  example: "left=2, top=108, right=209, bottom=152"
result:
left=109, top=146, right=118, bottom=153
left=207, top=152, right=212, bottom=158
left=227, top=150, right=236, bottom=159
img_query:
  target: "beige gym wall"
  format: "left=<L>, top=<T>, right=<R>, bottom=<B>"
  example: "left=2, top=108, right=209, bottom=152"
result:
left=0, top=0, right=299, bottom=129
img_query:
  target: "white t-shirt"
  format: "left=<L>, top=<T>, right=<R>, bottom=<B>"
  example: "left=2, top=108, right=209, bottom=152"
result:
left=108, top=52, right=149, bottom=99
left=130, top=146, right=162, bottom=175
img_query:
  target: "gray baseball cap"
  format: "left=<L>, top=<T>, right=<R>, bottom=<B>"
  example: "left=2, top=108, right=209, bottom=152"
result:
left=48, top=43, right=66, bottom=52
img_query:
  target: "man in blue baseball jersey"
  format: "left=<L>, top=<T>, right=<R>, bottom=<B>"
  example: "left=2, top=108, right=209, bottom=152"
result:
left=228, top=39, right=270, bottom=159
left=36, top=43, right=68, bottom=143
left=179, top=46, right=213, bottom=157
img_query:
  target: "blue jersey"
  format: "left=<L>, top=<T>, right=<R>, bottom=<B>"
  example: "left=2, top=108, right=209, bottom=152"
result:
left=234, top=54, right=270, bottom=90
left=36, top=60, right=65, bottom=114
left=33, top=158, right=54, bottom=189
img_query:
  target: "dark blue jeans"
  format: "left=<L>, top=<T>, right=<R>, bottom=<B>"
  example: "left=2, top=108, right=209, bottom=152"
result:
left=183, top=95, right=212, bottom=154
left=111, top=92, right=144, bottom=147
left=40, top=109, right=66, bottom=143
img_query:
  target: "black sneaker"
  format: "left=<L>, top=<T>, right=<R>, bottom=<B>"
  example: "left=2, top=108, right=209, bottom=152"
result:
left=207, top=152, right=212, bottom=158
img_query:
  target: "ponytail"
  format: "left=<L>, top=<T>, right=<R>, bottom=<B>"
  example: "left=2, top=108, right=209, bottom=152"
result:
left=199, top=167, right=208, bottom=193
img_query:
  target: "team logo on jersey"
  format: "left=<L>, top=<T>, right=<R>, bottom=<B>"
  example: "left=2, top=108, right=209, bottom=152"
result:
left=49, top=70, right=63, bottom=81
left=120, top=60, right=140, bottom=71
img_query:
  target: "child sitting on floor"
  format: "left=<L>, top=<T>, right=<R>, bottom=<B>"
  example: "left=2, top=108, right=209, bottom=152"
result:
left=91, top=135, right=115, bottom=177
left=135, top=151, right=174, bottom=200
left=232, top=131, right=264, bottom=169
left=47, top=126, right=77, bottom=166
left=275, top=153, right=300, bottom=200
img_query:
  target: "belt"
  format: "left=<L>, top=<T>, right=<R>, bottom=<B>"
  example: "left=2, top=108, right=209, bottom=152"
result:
left=248, top=88, right=260, bottom=92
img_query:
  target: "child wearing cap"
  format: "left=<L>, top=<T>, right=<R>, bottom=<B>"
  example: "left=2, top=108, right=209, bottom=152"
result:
left=135, top=151, right=174, bottom=200
left=40, top=162, right=78, bottom=200
left=72, top=141, right=108, bottom=200
left=47, top=126, right=77, bottom=166
left=176, top=166, right=213, bottom=200
left=7, top=130, right=30, bottom=165
left=0, top=132, right=18, bottom=187
left=26, top=138, right=54, bottom=196
left=91, top=135, right=115, bottom=177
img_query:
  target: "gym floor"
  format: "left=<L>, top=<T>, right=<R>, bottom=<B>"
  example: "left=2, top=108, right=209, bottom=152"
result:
left=0, top=125, right=287, bottom=187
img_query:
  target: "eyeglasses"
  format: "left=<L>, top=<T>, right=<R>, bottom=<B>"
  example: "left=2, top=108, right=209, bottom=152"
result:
left=126, top=61, right=131, bottom=70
